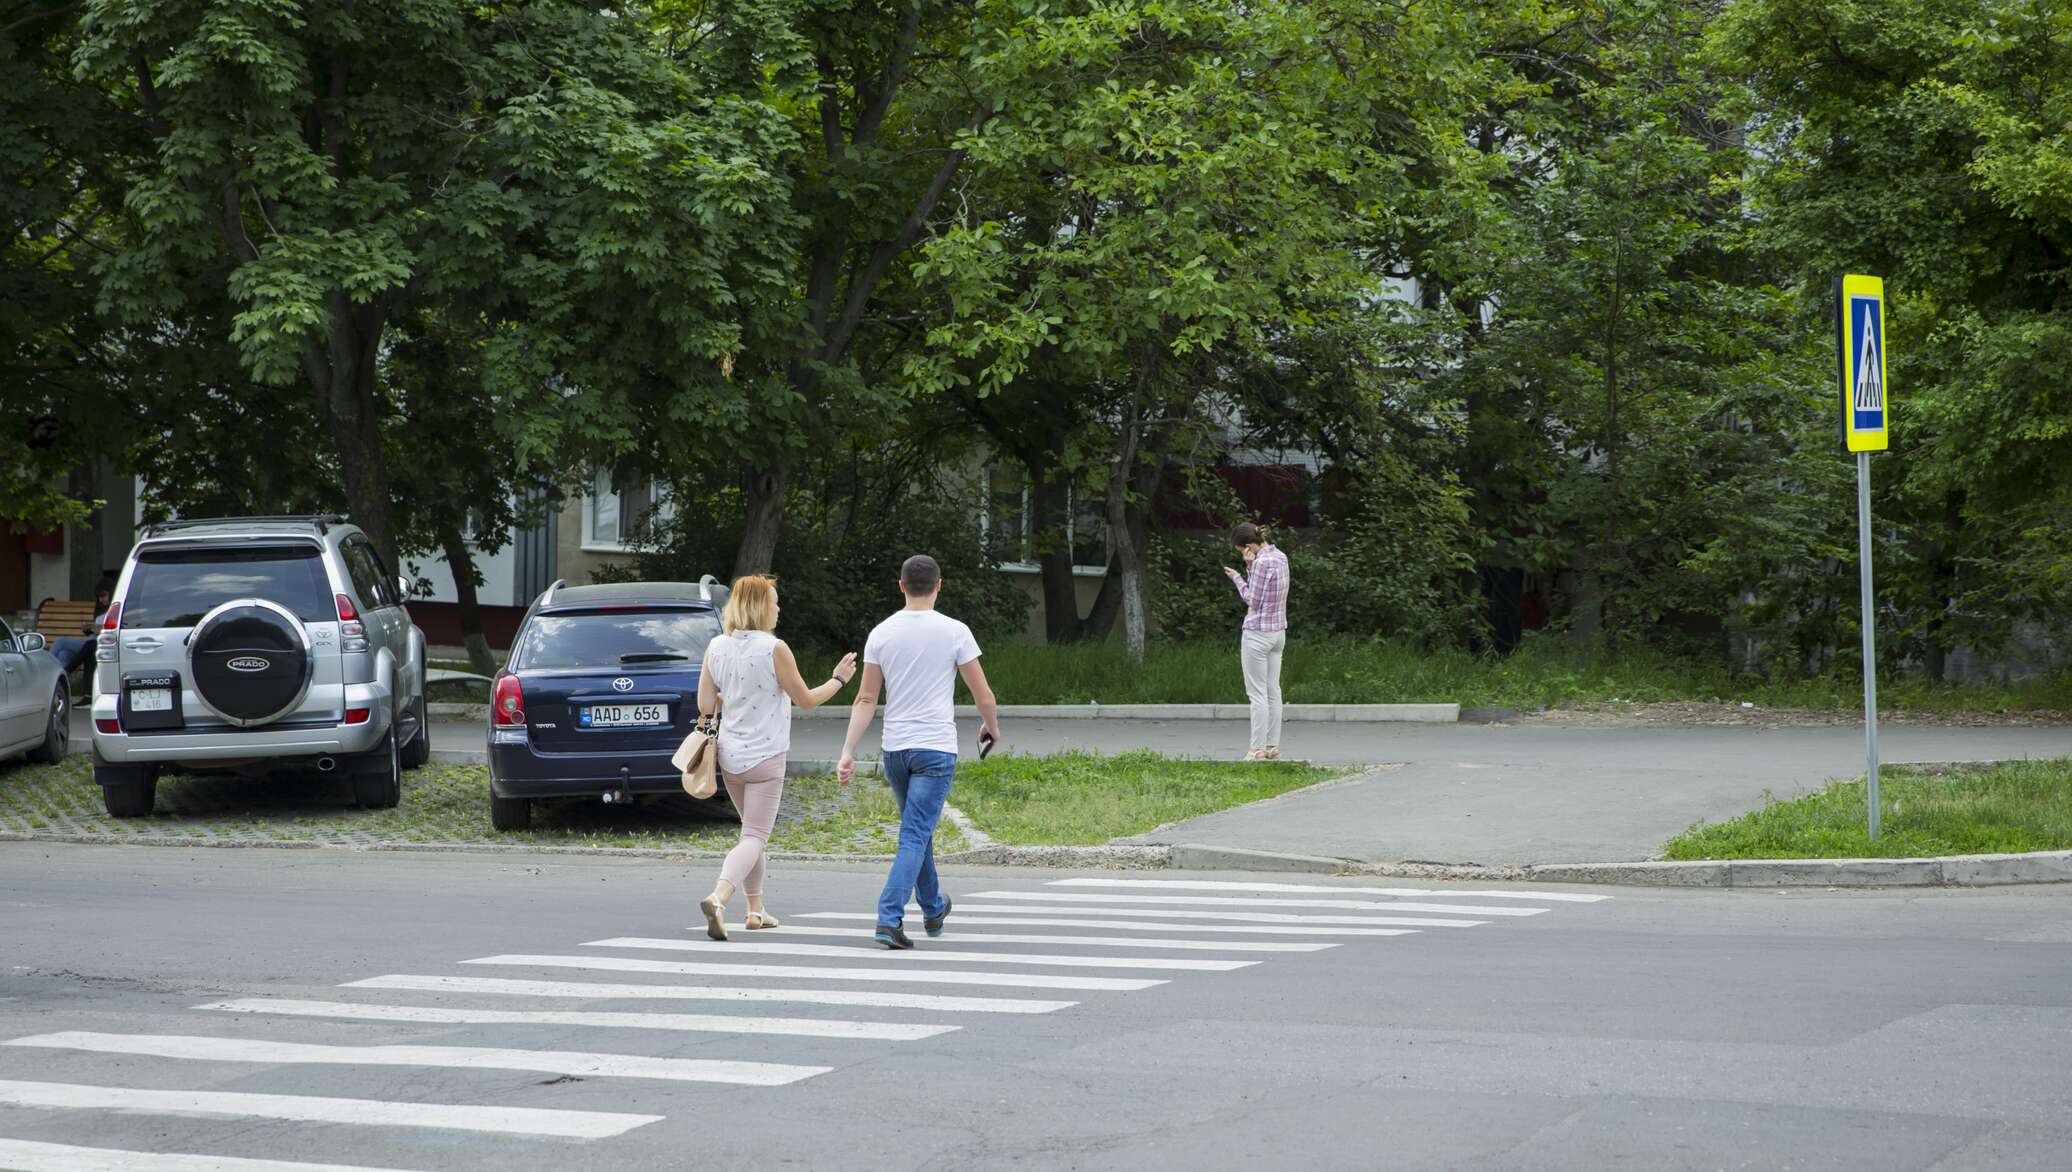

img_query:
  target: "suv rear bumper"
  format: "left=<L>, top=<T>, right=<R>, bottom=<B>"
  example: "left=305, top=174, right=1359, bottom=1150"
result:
left=90, top=683, right=393, bottom=765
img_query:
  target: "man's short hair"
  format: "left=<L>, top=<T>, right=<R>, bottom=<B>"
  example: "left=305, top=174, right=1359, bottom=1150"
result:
left=900, top=554, right=942, bottom=595
left=1230, top=522, right=1264, bottom=547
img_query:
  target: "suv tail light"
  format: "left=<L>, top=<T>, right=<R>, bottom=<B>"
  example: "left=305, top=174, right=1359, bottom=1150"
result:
left=493, top=675, right=526, bottom=727
left=336, top=593, right=368, bottom=652
left=96, top=601, right=121, bottom=662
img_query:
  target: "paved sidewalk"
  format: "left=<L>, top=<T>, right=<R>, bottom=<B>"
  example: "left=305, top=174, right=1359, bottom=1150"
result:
left=73, top=711, right=2072, bottom=866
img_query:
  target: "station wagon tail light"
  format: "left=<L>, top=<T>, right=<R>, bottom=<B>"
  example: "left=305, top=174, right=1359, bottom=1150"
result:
left=336, top=593, right=368, bottom=652
left=493, top=675, right=525, bottom=726
left=96, top=602, right=121, bottom=661
left=95, top=718, right=120, bottom=735
left=344, top=707, right=370, bottom=725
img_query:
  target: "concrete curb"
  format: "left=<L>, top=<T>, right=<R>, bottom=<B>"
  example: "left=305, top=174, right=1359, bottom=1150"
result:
left=428, top=702, right=1460, bottom=722
left=1526, top=851, right=2072, bottom=888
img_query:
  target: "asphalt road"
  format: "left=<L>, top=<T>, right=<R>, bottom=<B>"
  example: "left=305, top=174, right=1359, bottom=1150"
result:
left=4, top=844, right=2069, bottom=1170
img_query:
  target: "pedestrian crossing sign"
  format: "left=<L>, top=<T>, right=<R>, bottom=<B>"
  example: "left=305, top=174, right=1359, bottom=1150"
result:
left=1835, top=274, right=1889, bottom=453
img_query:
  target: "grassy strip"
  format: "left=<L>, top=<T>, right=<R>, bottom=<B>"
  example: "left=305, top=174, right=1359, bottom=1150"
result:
left=1663, top=758, right=2072, bottom=860
left=950, top=750, right=1338, bottom=845
left=957, top=636, right=2072, bottom=713
left=0, top=757, right=957, bottom=856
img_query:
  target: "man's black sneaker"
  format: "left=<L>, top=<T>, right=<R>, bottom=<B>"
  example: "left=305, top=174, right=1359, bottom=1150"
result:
left=925, top=897, right=953, bottom=938
left=873, top=924, right=913, bottom=950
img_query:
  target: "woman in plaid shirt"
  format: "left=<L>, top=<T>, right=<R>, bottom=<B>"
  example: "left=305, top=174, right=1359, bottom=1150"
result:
left=1223, top=522, right=1289, bottom=760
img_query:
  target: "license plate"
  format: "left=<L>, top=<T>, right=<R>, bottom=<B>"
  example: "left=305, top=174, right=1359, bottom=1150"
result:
left=131, top=689, right=174, bottom=713
left=579, top=703, right=668, bottom=728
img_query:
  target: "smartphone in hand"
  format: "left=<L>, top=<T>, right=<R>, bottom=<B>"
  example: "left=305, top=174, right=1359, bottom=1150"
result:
left=978, top=729, right=997, bottom=760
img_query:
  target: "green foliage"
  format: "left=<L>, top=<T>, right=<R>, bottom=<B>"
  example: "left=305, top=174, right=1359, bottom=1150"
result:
left=598, top=450, right=1030, bottom=651
left=1664, top=759, right=2072, bottom=859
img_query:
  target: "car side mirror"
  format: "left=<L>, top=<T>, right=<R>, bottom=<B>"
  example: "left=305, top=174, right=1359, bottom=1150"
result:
left=395, top=575, right=412, bottom=602
left=18, top=633, right=46, bottom=653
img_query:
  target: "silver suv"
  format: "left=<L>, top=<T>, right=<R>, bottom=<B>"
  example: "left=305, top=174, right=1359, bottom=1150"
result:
left=89, top=515, right=429, bottom=816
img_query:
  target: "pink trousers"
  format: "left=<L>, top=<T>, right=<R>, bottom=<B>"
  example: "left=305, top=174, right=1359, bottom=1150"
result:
left=718, top=754, right=786, bottom=893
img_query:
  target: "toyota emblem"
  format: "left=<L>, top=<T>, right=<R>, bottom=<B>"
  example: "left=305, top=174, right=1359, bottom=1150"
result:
left=612, top=677, right=635, bottom=693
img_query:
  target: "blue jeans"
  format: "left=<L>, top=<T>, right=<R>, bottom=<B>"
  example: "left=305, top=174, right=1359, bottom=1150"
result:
left=876, top=749, right=956, bottom=928
left=48, top=637, right=94, bottom=674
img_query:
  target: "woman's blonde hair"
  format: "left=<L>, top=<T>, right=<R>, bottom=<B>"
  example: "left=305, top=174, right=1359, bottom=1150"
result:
left=721, top=574, right=778, bottom=634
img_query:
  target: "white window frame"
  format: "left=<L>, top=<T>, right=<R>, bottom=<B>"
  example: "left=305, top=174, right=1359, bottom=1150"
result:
left=581, top=472, right=674, bottom=553
left=980, top=468, right=1108, bottom=577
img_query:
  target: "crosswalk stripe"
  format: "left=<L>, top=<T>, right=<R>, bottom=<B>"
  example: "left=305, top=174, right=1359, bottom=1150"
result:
left=198, top=997, right=958, bottom=1041
left=585, top=937, right=1257, bottom=972
left=738, top=923, right=1336, bottom=951
left=460, top=954, right=1166, bottom=992
left=941, top=903, right=1486, bottom=928
left=5, top=1031, right=830, bottom=1087
left=794, top=912, right=1424, bottom=937
left=344, top=974, right=1074, bottom=1014
left=0, top=1138, right=429, bottom=1172
left=966, top=891, right=1546, bottom=917
left=1049, top=878, right=1612, bottom=902
left=0, top=1078, right=658, bottom=1139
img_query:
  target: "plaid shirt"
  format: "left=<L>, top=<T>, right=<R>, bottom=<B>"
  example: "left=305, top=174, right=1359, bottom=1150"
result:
left=1233, top=545, right=1289, bottom=633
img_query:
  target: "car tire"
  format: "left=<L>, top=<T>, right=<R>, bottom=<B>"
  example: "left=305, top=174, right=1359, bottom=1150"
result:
left=399, top=693, right=431, bottom=770
left=489, top=793, right=533, bottom=831
left=26, top=684, right=68, bottom=765
left=95, top=758, right=157, bottom=818
left=352, top=728, right=403, bottom=810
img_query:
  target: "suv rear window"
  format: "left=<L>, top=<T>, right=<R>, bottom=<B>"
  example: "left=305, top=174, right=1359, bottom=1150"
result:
left=512, top=608, right=723, bottom=669
left=122, top=545, right=334, bottom=628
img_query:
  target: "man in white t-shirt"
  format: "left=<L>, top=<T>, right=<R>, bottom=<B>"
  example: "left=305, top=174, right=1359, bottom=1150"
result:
left=838, top=554, right=1002, bottom=948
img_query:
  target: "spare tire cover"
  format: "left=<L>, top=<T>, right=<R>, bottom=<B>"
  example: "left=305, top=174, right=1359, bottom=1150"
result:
left=191, top=599, right=313, bottom=726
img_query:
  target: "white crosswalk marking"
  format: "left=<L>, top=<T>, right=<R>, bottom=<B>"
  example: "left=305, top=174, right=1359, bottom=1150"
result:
left=583, top=937, right=1259, bottom=972
left=461, top=953, right=1167, bottom=992
left=794, top=911, right=1424, bottom=936
left=198, top=997, right=958, bottom=1041
left=941, top=903, right=1486, bottom=928
left=743, top=923, right=1337, bottom=951
left=0, top=1138, right=429, bottom=1172
left=5, top=1031, right=830, bottom=1087
left=967, top=890, right=1547, bottom=917
left=344, top=974, right=1076, bottom=1013
left=1048, top=878, right=1613, bottom=902
left=0, top=1078, right=659, bottom=1138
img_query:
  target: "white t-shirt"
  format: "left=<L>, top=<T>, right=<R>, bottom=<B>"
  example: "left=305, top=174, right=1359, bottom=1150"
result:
left=864, top=609, right=982, bottom=754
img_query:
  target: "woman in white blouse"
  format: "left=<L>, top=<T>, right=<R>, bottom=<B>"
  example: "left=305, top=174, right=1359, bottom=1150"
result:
left=696, top=575, right=857, bottom=940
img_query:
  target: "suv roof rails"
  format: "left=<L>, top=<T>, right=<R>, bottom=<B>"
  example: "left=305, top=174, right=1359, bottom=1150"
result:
left=143, top=514, right=349, bottom=538
left=699, top=574, right=721, bottom=601
left=539, top=578, right=566, bottom=608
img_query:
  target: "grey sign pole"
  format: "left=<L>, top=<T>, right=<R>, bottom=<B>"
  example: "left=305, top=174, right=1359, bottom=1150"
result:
left=1856, top=450, right=1880, bottom=840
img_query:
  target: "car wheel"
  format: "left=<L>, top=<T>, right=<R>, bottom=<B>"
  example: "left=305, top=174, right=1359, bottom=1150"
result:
left=95, top=758, right=157, bottom=818
left=489, top=793, right=533, bottom=831
left=399, top=693, right=431, bottom=770
left=26, top=684, right=68, bottom=765
left=352, top=728, right=403, bottom=810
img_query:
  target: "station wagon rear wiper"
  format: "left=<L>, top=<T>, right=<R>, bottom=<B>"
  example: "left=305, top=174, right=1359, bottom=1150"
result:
left=619, top=652, right=690, bottom=663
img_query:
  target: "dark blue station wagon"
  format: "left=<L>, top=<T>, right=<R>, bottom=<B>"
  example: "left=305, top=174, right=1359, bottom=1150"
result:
left=487, top=578, right=731, bottom=830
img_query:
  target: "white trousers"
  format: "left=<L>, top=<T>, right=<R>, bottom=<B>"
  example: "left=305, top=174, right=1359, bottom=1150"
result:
left=1240, top=629, right=1286, bottom=752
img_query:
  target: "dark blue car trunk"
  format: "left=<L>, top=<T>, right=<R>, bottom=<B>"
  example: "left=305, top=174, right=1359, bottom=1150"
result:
left=521, top=663, right=700, bottom=755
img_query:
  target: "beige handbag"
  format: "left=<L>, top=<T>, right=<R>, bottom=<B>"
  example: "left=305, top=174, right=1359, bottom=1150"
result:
left=673, top=715, right=720, bottom=800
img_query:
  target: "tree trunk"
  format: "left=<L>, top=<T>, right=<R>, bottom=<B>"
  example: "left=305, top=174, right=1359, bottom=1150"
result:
left=439, top=527, right=498, bottom=676
left=1106, top=411, right=1147, bottom=662
left=1028, top=455, right=1084, bottom=642
left=305, top=301, right=398, bottom=566
left=735, top=463, right=789, bottom=577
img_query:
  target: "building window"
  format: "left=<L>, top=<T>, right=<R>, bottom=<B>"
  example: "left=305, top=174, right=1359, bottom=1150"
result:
left=582, top=472, right=672, bottom=552
left=980, top=465, right=1108, bottom=576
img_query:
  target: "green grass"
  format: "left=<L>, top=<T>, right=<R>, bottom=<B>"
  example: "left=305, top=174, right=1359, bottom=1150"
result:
left=951, top=750, right=1338, bottom=845
left=956, top=635, right=2072, bottom=713
left=0, top=757, right=957, bottom=855
left=1664, top=758, right=2072, bottom=859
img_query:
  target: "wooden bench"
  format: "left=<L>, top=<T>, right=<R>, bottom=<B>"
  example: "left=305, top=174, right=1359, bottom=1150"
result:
left=30, top=599, right=101, bottom=637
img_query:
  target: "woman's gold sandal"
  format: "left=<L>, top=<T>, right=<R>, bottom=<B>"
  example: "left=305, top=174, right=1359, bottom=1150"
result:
left=698, top=896, right=728, bottom=941
left=744, top=910, right=780, bottom=930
